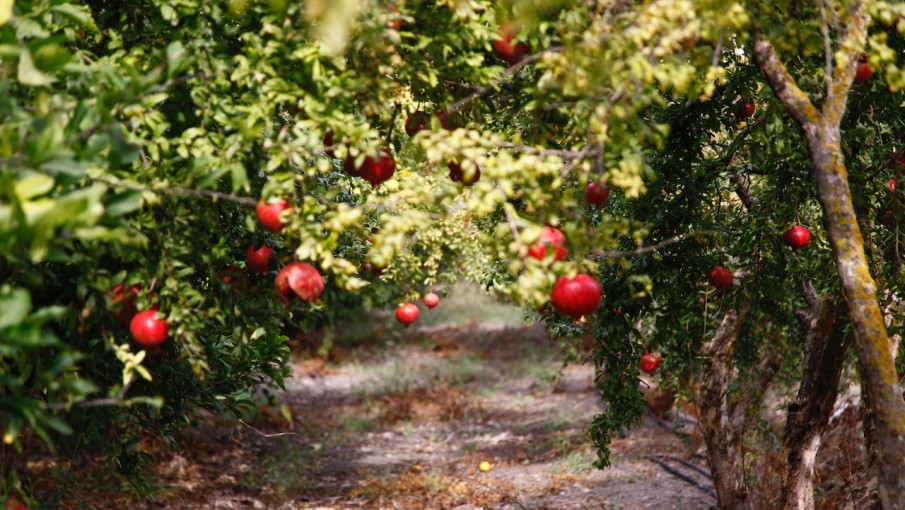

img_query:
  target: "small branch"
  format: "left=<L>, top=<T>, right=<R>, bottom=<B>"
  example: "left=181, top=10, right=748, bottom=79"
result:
left=88, top=177, right=257, bottom=206
left=593, top=230, right=722, bottom=259
left=502, top=202, right=523, bottom=246
left=496, top=141, right=601, bottom=160
left=447, top=47, right=562, bottom=115
left=819, top=0, right=834, bottom=100
left=751, top=38, right=819, bottom=129
left=237, top=419, right=297, bottom=438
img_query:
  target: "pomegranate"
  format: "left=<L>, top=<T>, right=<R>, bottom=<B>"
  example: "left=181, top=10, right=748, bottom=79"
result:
left=346, top=149, right=396, bottom=188
left=854, top=62, right=873, bottom=84
left=493, top=26, right=530, bottom=66
left=708, top=265, right=733, bottom=290
left=423, top=292, right=440, bottom=311
left=246, top=245, right=273, bottom=274
left=275, top=262, right=325, bottom=306
left=585, top=182, right=610, bottom=207
left=640, top=353, right=662, bottom=373
left=221, top=265, right=250, bottom=292
left=550, top=273, right=602, bottom=320
left=395, top=303, right=420, bottom=327
left=130, top=310, right=168, bottom=349
left=783, top=225, right=811, bottom=249
left=405, top=111, right=450, bottom=136
left=448, top=162, right=481, bottom=186
left=736, top=101, right=755, bottom=119
left=256, top=198, right=291, bottom=234
left=111, top=284, right=141, bottom=326
left=527, top=226, right=568, bottom=262
left=5, top=497, right=26, bottom=510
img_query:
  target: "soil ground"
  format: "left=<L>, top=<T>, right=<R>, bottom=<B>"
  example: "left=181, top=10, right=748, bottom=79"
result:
left=30, top=285, right=717, bottom=509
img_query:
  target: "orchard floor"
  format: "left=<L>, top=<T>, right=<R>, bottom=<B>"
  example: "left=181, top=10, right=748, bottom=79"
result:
left=45, top=285, right=717, bottom=509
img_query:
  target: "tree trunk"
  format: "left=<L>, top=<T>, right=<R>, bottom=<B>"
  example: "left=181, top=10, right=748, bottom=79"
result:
left=753, top=16, right=905, bottom=504
left=699, top=304, right=753, bottom=510
left=779, top=284, right=847, bottom=510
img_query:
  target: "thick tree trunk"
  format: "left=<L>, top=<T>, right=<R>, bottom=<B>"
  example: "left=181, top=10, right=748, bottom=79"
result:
left=699, top=304, right=754, bottom=510
left=779, top=284, right=847, bottom=510
left=753, top=13, right=905, bottom=504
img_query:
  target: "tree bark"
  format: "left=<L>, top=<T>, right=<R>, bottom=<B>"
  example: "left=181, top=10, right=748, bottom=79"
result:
left=699, top=303, right=755, bottom=510
left=779, top=282, right=847, bottom=510
left=753, top=8, right=905, bottom=505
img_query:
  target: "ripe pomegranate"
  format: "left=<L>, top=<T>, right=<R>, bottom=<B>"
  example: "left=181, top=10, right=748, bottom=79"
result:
left=346, top=149, right=396, bottom=187
left=586, top=182, right=610, bottom=207
left=221, top=265, right=250, bottom=292
left=891, top=177, right=897, bottom=193
left=395, top=303, right=420, bottom=327
left=854, top=62, right=873, bottom=84
left=246, top=244, right=274, bottom=274
left=256, top=198, right=291, bottom=234
left=405, top=111, right=450, bottom=136
left=388, top=3, right=402, bottom=30
left=423, top=292, right=440, bottom=311
left=550, top=273, right=602, bottom=320
left=111, top=284, right=141, bottom=326
left=737, top=101, right=755, bottom=119
left=275, top=262, right=325, bottom=306
left=492, top=26, right=530, bottom=66
left=783, top=225, right=811, bottom=249
left=448, top=162, right=481, bottom=186
left=708, top=265, right=733, bottom=290
left=5, top=497, right=26, bottom=510
left=640, top=353, right=662, bottom=373
left=130, top=310, right=168, bottom=349
left=323, top=130, right=336, bottom=159
left=527, top=226, right=568, bottom=262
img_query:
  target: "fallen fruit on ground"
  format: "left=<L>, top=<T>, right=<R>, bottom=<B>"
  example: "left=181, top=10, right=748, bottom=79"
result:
left=275, top=263, right=325, bottom=306
left=256, top=198, right=291, bottom=234
left=247, top=245, right=274, bottom=274
left=527, top=226, right=568, bottom=262
left=395, top=303, right=420, bottom=327
left=708, top=265, right=733, bottom=290
left=130, top=310, right=168, bottom=349
left=640, top=353, right=662, bottom=373
left=479, top=461, right=492, bottom=472
left=423, top=292, right=440, bottom=311
left=783, top=225, right=811, bottom=249
left=550, top=273, right=602, bottom=320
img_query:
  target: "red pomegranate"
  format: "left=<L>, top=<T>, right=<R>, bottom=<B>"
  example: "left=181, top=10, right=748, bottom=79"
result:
left=550, top=273, right=602, bottom=320
left=395, top=303, right=420, bottom=327
left=527, top=226, right=568, bottom=262
left=736, top=100, right=755, bottom=119
left=640, top=353, right=662, bottom=373
left=275, top=263, right=325, bottom=306
left=708, top=265, right=733, bottom=290
left=854, top=62, right=873, bottom=85
left=346, top=149, right=396, bottom=188
left=783, top=225, right=811, bottom=249
left=256, top=198, right=291, bottom=234
left=493, top=25, right=530, bottom=66
left=130, top=310, right=168, bottom=349
left=405, top=111, right=450, bottom=136
left=585, top=182, right=610, bottom=207
left=5, top=497, right=26, bottom=510
left=221, top=265, right=250, bottom=292
left=246, top=245, right=274, bottom=274
left=111, top=284, right=141, bottom=326
left=448, top=162, right=481, bottom=186
left=423, top=292, right=440, bottom=311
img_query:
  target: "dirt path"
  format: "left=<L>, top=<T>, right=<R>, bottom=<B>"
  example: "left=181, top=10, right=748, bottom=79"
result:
left=136, top=318, right=715, bottom=510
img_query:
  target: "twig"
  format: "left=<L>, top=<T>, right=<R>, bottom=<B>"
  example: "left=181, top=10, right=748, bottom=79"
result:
left=447, top=47, right=562, bottom=115
left=41, top=380, right=135, bottom=411
left=647, top=456, right=718, bottom=500
left=819, top=0, right=834, bottom=100
left=593, top=230, right=722, bottom=258
left=237, top=419, right=297, bottom=438
left=496, top=141, right=600, bottom=160
left=87, top=177, right=257, bottom=206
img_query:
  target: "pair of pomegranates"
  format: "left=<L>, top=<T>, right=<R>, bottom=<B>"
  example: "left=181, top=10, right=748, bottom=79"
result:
left=395, top=292, right=441, bottom=327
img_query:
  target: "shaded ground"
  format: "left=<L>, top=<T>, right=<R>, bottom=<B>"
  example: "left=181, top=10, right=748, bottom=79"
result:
left=33, top=285, right=716, bottom=509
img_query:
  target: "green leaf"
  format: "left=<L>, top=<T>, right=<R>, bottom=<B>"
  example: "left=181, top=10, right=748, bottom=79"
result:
left=14, top=174, right=55, bottom=200
left=50, top=4, right=99, bottom=32
left=104, top=191, right=143, bottom=218
left=17, top=50, right=56, bottom=86
left=0, top=289, right=32, bottom=330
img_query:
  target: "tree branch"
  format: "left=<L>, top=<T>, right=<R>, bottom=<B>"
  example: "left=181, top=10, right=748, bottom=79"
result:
left=88, top=177, right=258, bottom=206
left=751, top=39, right=820, bottom=130
left=593, top=230, right=722, bottom=259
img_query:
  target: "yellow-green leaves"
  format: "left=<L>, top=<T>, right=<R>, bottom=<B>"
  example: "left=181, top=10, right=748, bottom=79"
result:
left=0, top=0, right=12, bottom=27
